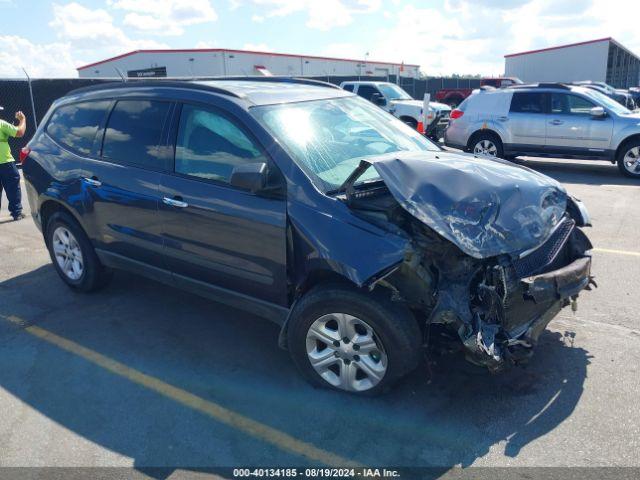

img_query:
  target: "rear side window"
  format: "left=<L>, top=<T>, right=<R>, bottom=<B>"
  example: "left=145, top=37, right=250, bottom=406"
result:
left=342, top=84, right=354, bottom=92
left=174, top=104, right=267, bottom=184
left=102, top=100, right=171, bottom=171
left=510, top=92, right=545, bottom=113
left=46, top=101, right=111, bottom=155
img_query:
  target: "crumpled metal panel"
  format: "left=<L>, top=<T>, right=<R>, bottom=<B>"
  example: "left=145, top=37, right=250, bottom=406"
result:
left=363, top=151, right=568, bottom=259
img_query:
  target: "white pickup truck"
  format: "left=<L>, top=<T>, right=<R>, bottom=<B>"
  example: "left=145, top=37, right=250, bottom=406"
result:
left=339, top=81, right=451, bottom=140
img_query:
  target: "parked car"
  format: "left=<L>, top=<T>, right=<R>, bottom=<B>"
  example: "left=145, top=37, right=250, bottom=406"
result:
left=572, top=81, right=635, bottom=110
left=339, top=81, right=451, bottom=140
left=445, top=82, right=640, bottom=178
left=626, top=87, right=640, bottom=108
left=434, top=77, right=523, bottom=107
left=22, top=78, right=594, bottom=395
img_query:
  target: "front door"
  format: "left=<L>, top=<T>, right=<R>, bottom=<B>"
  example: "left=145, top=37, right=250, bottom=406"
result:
left=159, top=103, right=288, bottom=306
left=546, top=92, right=613, bottom=155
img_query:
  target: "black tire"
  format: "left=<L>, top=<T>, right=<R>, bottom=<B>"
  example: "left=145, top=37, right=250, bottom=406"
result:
left=287, top=284, right=422, bottom=395
left=469, top=131, right=504, bottom=159
left=45, top=211, right=112, bottom=292
left=616, top=139, right=640, bottom=178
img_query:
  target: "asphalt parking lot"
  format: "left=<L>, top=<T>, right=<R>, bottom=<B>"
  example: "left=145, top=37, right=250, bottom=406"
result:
left=1, top=157, right=639, bottom=475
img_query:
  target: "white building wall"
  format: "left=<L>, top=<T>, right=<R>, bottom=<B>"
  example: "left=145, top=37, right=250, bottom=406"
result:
left=78, top=50, right=419, bottom=79
left=504, top=41, right=609, bottom=84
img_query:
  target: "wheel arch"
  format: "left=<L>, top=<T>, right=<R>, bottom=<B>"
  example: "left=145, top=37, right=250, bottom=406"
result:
left=467, top=128, right=504, bottom=151
left=614, top=133, right=640, bottom=161
left=399, top=115, right=418, bottom=126
left=39, top=198, right=85, bottom=240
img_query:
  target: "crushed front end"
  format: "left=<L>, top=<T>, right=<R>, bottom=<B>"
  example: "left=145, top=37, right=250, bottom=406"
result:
left=342, top=152, right=596, bottom=371
left=423, top=214, right=594, bottom=370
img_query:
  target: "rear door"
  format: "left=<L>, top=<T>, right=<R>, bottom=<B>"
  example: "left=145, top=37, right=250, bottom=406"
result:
left=546, top=92, right=613, bottom=154
left=87, top=99, right=173, bottom=267
left=506, top=91, right=547, bottom=151
left=159, top=102, right=288, bottom=306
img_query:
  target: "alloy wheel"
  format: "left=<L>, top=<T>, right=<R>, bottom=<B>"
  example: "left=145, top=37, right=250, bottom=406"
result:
left=623, top=147, right=640, bottom=175
left=474, top=139, right=498, bottom=157
left=305, top=313, right=388, bottom=392
left=52, top=226, right=84, bottom=281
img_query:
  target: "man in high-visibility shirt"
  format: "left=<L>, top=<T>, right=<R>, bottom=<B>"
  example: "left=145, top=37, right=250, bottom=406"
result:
left=0, top=107, right=27, bottom=221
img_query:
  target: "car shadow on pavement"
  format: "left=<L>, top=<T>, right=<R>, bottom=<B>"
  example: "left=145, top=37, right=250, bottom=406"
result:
left=0, top=265, right=590, bottom=472
left=513, top=158, right=637, bottom=187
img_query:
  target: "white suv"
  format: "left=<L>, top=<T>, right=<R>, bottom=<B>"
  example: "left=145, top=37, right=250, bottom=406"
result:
left=340, top=81, right=451, bottom=140
left=444, top=83, right=640, bottom=178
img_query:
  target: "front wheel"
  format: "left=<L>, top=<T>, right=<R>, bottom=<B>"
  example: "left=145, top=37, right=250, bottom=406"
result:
left=617, top=142, right=640, bottom=178
left=287, top=285, right=422, bottom=395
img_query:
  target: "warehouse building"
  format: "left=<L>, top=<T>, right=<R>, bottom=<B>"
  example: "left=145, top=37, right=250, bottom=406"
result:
left=77, top=48, right=420, bottom=80
left=504, top=37, right=640, bottom=88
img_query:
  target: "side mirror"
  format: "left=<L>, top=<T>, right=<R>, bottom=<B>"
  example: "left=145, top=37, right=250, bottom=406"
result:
left=371, top=93, right=387, bottom=106
left=590, top=106, right=606, bottom=118
left=230, top=162, right=267, bottom=193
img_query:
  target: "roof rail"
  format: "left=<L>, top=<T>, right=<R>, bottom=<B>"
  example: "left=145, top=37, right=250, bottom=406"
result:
left=213, top=76, right=342, bottom=90
left=537, top=82, right=572, bottom=90
left=506, top=82, right=572, bottom=90
left=67, top=75, right=341, bottom=98
left=66, top=80, right=244, bottom=98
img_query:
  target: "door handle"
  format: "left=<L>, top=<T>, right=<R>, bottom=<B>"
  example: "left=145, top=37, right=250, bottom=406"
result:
left=82, top=177, right=102, bottom=187
left=497, top=116, right=508, bottom=122
left=549, top=119, right=564, bottom=125
left=163, top=197, right=189, bottom=208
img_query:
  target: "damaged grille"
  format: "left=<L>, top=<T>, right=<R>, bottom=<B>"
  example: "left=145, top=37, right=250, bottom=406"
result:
left=513, top=218, right=575, bottom=278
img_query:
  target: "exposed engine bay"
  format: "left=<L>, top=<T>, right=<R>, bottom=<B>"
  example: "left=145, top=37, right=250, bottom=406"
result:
left=339, top=153, right=595, bottom=370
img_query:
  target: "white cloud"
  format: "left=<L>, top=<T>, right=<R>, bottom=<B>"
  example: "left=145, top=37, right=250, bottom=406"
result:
left=108, top=0, right=218, bottom=36
left=50, top=2, right=168, bottom=52
left=251, top=14, right=265, bottom=22
left=251, top=0, right=382, bottom=30
left=0, top=35, right=77, bottom=78
left=365, top=0, right=640, bottom=76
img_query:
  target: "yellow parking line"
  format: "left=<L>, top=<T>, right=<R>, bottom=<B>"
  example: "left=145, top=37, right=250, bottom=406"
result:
left=593, top=247, right=640, bottom=257
left=2, top=314, right=360, bottom=468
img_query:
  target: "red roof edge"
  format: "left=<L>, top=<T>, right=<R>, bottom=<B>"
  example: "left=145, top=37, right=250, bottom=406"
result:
left=77, top=48, right=420, bottom=71
left=504, top=37, right=613, bottom=58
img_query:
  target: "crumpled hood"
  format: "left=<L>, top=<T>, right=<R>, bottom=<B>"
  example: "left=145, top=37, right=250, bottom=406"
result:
left=358, top=151, right=567, bottom=259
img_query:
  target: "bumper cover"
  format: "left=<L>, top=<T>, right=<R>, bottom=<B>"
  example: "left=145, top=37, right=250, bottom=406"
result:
left=522, top=256, right=591, bottom=304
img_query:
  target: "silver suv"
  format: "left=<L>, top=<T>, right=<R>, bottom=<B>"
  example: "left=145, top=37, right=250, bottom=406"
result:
left=444, top=83, right=640, bottom=178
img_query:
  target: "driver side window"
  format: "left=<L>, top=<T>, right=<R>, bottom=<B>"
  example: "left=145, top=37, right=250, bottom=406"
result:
left=175, top=104, right=267, bottom=184
left=356, top=85, right=382, bottom=102
left=551, top=93, right=595, bottom=115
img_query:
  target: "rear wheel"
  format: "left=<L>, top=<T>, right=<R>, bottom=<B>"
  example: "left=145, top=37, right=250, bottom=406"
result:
left=471, top=132, right=504, bottom=158
left=45, top=212, right=112, bottom=292
left=287, top=285, right=421, bottom=395
left=617, top=141, right=640, bottom=178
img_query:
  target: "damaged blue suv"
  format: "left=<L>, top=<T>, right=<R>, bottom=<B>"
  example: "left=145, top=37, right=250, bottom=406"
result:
left=22, top=78, right=594, bottom=395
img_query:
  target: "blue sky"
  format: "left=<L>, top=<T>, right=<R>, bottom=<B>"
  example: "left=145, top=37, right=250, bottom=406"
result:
left=0, top=0, right=637, bottom=78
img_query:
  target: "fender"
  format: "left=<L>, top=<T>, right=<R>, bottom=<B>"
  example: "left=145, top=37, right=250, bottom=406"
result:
left=287, top=199, right=409, bottom=289
left=612, top=127, right=640, bottom=154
